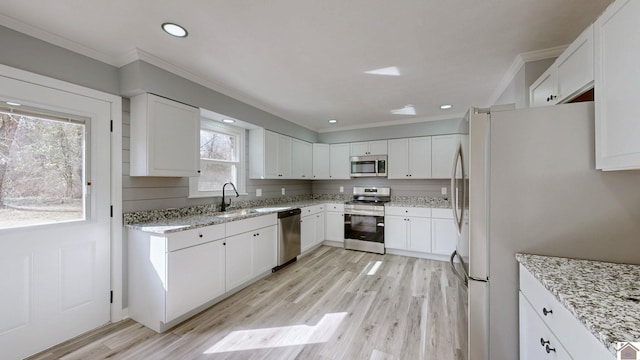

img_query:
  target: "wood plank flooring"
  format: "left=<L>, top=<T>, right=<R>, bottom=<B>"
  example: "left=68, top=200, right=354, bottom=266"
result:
left=27, top=246, right=468, bottom=360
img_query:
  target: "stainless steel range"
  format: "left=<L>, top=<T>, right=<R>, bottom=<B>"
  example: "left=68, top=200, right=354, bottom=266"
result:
left=344, top=186, right=390, bottom=254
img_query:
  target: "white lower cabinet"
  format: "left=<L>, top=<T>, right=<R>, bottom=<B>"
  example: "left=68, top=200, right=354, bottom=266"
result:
left=325, top=203, right=345, bottom=243
left=301, top=205, right=325, bottom=252
left=226, top=224, right=277, bottom=290
left=430, top=209, right=457, bottom=255
left=384, top=207, right=431, bottom=253
left=519, top=293, right=571, bottom=360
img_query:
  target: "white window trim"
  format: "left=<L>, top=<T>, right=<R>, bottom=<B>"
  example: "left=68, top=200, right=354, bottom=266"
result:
left=189, top=120, right=246, bottom=198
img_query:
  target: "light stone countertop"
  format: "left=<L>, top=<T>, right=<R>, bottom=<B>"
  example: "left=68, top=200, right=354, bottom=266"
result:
left=516, top=253, right=640, bottom=356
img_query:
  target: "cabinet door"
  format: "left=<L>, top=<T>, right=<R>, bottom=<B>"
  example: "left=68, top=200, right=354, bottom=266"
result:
left=315, top=212, right=325, bottom=245
left=408, top=137, right=432, bottom=178
left=368, top=140, right=388, bottom=155
left=252, top=225, right=277, bottom=276
left=166, top=240, right=225, bottom=322
left=388, top=138, right=409, bottom=179
left=530, top=67, right=558, bottom=107
left=312, top=143, right=331, bottom=179
left=325, top=211, right=344, bottom=242
left=407, top=217, right=431, bottom=253
left=330, top=143, right=351, bottom=179
left=384, top=216, right=408, bottom=250
left=595, top=0, right=640, bottom=170
left=291, top=139, right=312, bottom=179
left=431, top=217, right=457, bottom=255
left=225, top=232, right=253, bottom=290
left=263, top=130, right=280, bottom=178
left=431, top=135, right=457, bottom=179
left=301, top=215, right=316, bottom=252
left=556, top=24, right=594, bottom=102
left=350, top=142, right=370, bottom=156
left=519, top=293, right=572, bottom=360
left=130, top=93, right=199, bottom=177
left=278, top=134, right=292, bottom=178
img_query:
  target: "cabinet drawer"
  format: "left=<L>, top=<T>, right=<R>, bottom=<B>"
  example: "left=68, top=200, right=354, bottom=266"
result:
left=326, top=203, right=344, bottom=212
left=167, top=224, right=225, bottom=252
left=302, top=204, right=325, bottom=216
left=431, top=208, right=453, bottom=219
left=519, top=292, right=572, bottom=360
left=226, top=214, right=277, bottom=237
left=519, top=265, right=614, bottom=359
left=385, top=206, right=431, bottom=217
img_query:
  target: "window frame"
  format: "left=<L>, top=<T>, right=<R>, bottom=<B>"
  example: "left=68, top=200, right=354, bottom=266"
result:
left=188, top=119, right=246, bottom=198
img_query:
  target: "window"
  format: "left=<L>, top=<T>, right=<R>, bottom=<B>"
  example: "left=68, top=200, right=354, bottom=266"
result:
left=189, top=120, right=245, bottom=198
left=0, top=106, right=87, bottom=229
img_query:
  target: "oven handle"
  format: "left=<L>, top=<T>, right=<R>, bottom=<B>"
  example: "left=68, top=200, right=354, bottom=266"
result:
left=344, top=210, right=385, bottom=217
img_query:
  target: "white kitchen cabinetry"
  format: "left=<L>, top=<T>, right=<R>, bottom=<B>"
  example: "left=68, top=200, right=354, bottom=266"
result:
left=250, top=129, right=293, bottom=179
left=301, top=205, right=325, bottom=252
left=312, top=143, right=331, bottom=179
left=594, top=0, right=640, bottom=170
left=431, top=135, right=462, bottom=179
left=128, top=224, right=226, bottom=332
left=530, top=24, right=594, bottom=108
left=384, top=207, right=431, bottom=253
left=350, top=140, right=388, bottom=156
left=225, top=214, right=277, bottom=290
left=325, top=203, right=345, bottom=243
left=291, top=138, right=312, bottom=179
left=519, top=266, right=614, bottom=359
left=329, top=143, right=351, bottom=179
left=130, top=93, right=200, bottom=177
left=388, top=137, right=432, bottom=179
left=430, top=209, right=457, bottom=256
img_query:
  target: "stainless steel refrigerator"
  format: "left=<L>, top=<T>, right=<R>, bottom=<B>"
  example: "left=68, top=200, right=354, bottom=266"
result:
left=449, top=102, right=640, bottom=360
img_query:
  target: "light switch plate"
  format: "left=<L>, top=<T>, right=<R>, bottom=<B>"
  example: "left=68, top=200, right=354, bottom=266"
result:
left=339, top=186, right=344, bottom=193
left=256, top=189, right=262, bottom=197
left=441, top=187, right=448, bottom=195
left=281, top=188, right=285, bottom=195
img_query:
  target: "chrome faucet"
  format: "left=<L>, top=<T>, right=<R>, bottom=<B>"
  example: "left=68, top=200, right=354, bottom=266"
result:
left=221, top=182, right=239, bottom=212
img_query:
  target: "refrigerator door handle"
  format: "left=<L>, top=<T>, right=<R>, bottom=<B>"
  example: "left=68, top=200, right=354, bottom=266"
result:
left=449, top=250, right=468, bottom=287
left=451, top=143, right=463, bottom=235
left=455, top=250, right=488, bottom=283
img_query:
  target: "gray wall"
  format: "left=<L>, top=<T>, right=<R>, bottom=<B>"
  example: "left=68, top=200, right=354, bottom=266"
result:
left=318, top=118, right=468, bottom=144
left=493, top=58, right=556, bottom=109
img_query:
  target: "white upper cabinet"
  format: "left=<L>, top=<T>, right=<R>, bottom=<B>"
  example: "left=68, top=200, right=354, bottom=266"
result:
left=556, top=24, right=594, bottom=102
left=530, top=24, right=594, bottom=108
left=130, top=93, right=200, bottom=177
left=388, top=137, right=432, bottom=179
left=250, top=129, right=293, bottom=179
left=595, top=0, right=640, bottom=170
left=312, top=143, right=331, bottom=179
left=350, top=140, right=388, bottom=156
left=291, top=138, right=312, bottom=179
left=329, top=143, right=351, bottom=179
left=529, top=66, right=558, bottom=108
left=432, top=135, right=460, bottom=179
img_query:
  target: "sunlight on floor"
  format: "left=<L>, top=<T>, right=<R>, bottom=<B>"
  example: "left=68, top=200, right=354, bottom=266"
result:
left=367, top=261, right=383, bottom=276
left=204, top=312, right=348, bottom=354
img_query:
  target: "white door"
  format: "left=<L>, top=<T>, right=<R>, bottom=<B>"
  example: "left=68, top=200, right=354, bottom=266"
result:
left=0, top=75, right=111, bottom=359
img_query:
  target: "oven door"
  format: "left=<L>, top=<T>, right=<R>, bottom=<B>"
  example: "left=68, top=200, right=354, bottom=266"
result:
left=344, top=213, right=385, bottom=243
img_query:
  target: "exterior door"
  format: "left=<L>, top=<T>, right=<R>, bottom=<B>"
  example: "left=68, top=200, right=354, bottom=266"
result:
left=0, top=75, right=111, bottom=359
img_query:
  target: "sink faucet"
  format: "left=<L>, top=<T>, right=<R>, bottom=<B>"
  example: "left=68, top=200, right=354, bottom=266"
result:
left=221, top=182, right=239, bottom=212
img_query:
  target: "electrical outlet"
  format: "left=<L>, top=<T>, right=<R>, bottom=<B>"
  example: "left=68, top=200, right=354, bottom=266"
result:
left=339, top=186, right=344, bottom=193
left=441, top=187, right=448, bottom=195
left=281, top=188, right=285, bottom=195
left=256, top=189, right=262, bottom=197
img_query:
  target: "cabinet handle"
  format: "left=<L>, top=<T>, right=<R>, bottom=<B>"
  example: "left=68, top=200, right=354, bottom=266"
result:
left=257, top=233, right=259, bottom=236
left=545, top=345, right=556, bottom=354
left=540, top=338, right=550, bottom=346
left=223, top=242, right=226, bottom=245
left=197, top=170, right=201, bottom=174
left=542, top=307, right=553, bottom=316
left=198, top=234, right=203, bottom=238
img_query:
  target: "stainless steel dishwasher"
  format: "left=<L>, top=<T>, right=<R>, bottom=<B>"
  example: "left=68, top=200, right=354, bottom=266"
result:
left=273, top=208, right=301, bottom=271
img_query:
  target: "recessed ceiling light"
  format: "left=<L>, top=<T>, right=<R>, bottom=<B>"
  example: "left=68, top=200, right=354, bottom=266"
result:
left=440, top=104, right=453, bottom=110
left=162, top=23, right=188, bottom=38
left=391, top=105, right=416, bottom=115
left=328, top=119, right=338, bottom=124
left=6, top=101, right=21, bottom=106
left=222, top=119, right=236, bottom=123
left=365, top=66, right=400, bottom=76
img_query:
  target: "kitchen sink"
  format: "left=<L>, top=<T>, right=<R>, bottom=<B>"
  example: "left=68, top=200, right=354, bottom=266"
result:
left=214, top=209, right=258, bottom=218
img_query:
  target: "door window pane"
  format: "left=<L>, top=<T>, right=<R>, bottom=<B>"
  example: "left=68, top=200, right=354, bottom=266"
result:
left=0, top=110, right=85, bottom=229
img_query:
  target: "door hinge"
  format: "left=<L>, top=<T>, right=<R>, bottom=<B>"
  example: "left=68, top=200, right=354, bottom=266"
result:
left=110, top=291, right=113, bottom=304
left=110, top=120, right=113, bottom=132
left=110, top=205, right=113, bottom=218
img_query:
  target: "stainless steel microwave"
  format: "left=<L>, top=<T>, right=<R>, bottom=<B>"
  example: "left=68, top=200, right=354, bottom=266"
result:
left=350, top=155, right=387, bottom=177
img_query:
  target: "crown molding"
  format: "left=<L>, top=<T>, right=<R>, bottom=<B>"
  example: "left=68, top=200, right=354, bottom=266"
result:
left=486, top=45, right=568, bottom=107
left=317, top=112, right=466, bottom=133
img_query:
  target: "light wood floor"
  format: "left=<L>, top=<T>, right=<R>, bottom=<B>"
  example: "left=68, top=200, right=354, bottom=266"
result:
left=27, top=246, right=468, bottom=360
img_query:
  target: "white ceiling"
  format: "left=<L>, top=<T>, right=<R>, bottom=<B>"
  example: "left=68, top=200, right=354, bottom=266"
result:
left=0, top=0, right=613, bottom=132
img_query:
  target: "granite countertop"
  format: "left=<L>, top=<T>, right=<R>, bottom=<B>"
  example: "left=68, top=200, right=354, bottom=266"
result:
left=385, top=196, right=450, bottom=208
left=516, top=253, right=640, bottom=355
